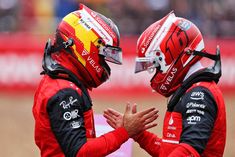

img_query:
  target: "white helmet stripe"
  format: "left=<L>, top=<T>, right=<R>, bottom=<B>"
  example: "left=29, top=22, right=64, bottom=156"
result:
left=195, top=39, right=205, bottom=51
left=80, top=8, right=113, bottom=45
left=145, top=13, right=176, bottom=56
left=183, top=39, right=204, bottom=67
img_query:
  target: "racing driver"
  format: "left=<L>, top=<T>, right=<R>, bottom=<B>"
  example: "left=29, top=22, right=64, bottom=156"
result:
left=104, top=12, right=226, bottom=157
left=33, top=4, right=158, bottom=157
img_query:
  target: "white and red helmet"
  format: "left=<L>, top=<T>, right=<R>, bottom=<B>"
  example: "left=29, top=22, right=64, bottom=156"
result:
left=55, top=4, right=122, bottom=88
left=135, top=12, right=205, bottom=97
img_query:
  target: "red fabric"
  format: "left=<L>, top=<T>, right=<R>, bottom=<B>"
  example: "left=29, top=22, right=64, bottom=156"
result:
left=33, top=75, right=129, bottom=156
left=196, top=82, right=226, bottom=157
left=133, top=131, right=162, bottom=156
left=133, top=134, right=201, bottom=157
left=134, top=81, right=226, bottom=157
left=83, top=109, right=96, bottom=138
left=159, top=111, right=184, bottom=157
left=33, top=76, right=67, bottom=157
left=77, top=127, right=129, bottom=157
left=168, top=143, right=200, bottom=157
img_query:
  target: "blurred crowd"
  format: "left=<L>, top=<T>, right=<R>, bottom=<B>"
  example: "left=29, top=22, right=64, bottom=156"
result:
left=0, top=0, right=234, bottom=37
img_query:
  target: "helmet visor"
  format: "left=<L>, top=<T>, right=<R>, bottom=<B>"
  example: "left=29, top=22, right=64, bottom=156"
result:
left=99, top=45, right=122, bottom=65
left=135, top=57, right=159, bottom=73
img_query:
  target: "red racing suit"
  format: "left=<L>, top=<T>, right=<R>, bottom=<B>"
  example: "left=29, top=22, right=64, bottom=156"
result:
left=33, top=75, right=129, bottom=157
left=134, top=81, right=226, bottom=157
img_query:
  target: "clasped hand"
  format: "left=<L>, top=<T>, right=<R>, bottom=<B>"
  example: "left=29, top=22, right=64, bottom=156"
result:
left=103, top=102, right=159, bottom=137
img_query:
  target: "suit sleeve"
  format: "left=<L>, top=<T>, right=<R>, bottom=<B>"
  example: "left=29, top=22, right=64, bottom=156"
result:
left=47, top=88, right=129, bottom=157
left=173, top=86, right=218, bottom=155
left=47, top=88, right=87, bottom=157
left=133, top=131, right=162, bottom=157
left=168, top=143, right=200, bottom=157
left=77, top=127, right=129, bottom=157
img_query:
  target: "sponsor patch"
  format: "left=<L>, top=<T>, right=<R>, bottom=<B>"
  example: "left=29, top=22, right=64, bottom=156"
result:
left=63, top=109, right=80, bottom=121
left=168, top=116, right=174, bottom=125
left=178, top=20, right=191, bottom=31
left=187, top=115, right=201, bottom=125
left=71, top=120, right=82, bottom=129
left=59, top=96, right=78, bottom=109
left=186, top=102, right=206, bottom=109
left=190, top=91, right=204, bottom=100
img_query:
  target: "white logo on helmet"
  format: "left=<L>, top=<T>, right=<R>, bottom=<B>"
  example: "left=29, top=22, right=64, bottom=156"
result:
left=80, top=8, right=113, bottom=45
left=178, top=20, right=191, bottom=31
left=143, top=25, right=160, bottom=49
left=87, top=56, right=101, bottom=73
left=82, top=49, right=89, bottom=56
left=90, top=10, right=116, bottom=40
left=160, top=67, right=177, bottom=91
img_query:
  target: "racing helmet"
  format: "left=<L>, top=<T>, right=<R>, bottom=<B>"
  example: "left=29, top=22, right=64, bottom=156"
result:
left=135, top=12, right=204, bottom=97
left=54, top=4, right=122, bottom=88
